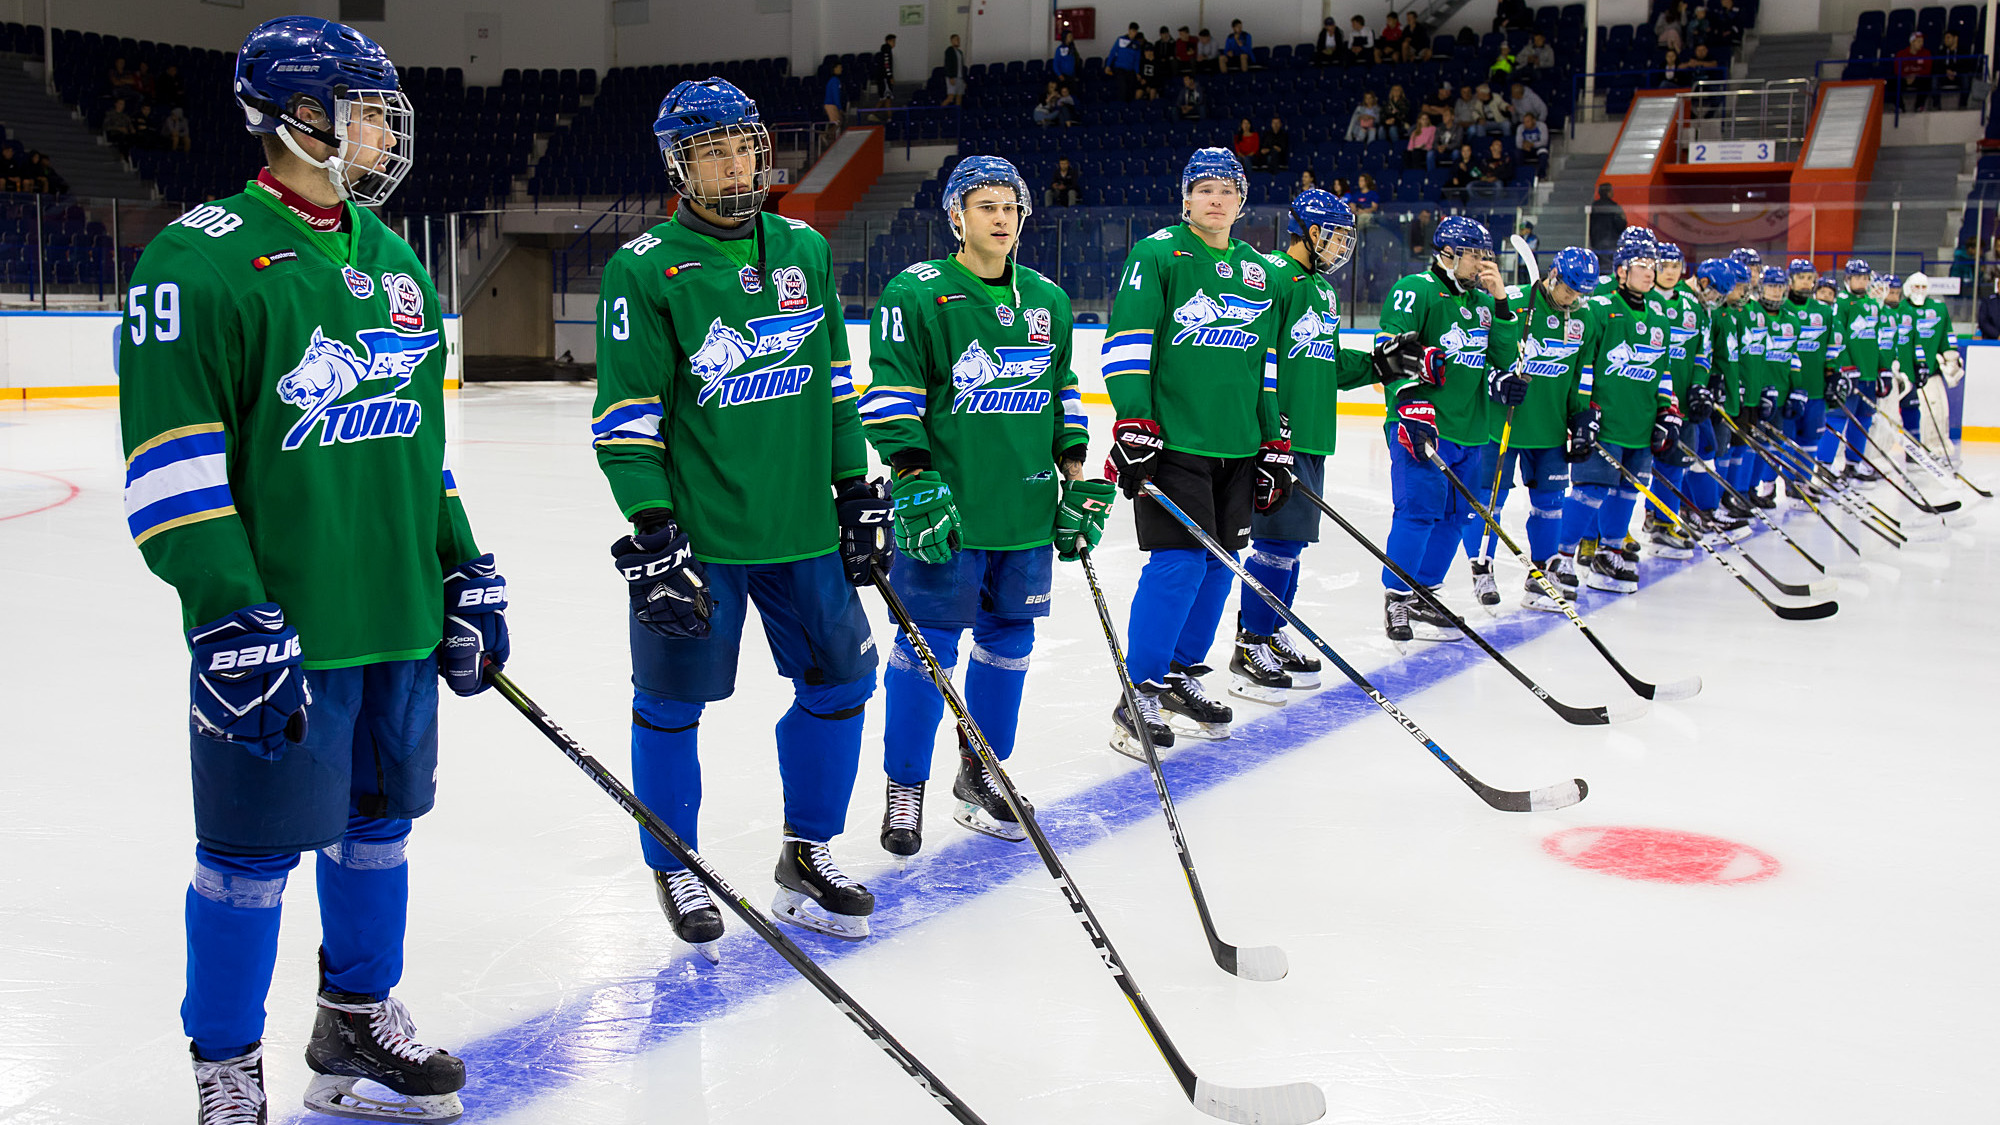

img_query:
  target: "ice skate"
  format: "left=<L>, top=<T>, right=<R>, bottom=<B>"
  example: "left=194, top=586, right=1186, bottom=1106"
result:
left=1111, top=679, right=1175, bottom=760
left=1469, top=558, right=1500, bottom=607
left=1227, top=629, right=1292, bottom=705
left=1584, top=550, right=1636, bottom=594
left=1649, top=522, right=1697, bottom=559
left=1405, top=586, right=1463, bottom=642
left=1383, top=589, right=1414, bottom=645
left=1522, top=559, right=1566, bottom=612
left=193, top=1042, right=266, bottom=1125
left=951, top=748, right=1026, bottom=842
left=1163, top=664, right=1232, bottom=739
left=880, top=779, right=925, bottom=858
left=773, top=832, right=874, bottom=940
left=1266, top=628, right=1321, bottom=688
left=654, top=867, right=724, bottom=962
left=304, top=985, right=464, bottom=1123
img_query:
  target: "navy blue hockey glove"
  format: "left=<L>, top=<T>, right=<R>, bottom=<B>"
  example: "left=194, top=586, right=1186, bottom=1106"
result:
left=1107, top=418, right=1164, bottom=499
left=1913, top=351, right=1933, bottom=389
left=836, top=477, right=893, bottom=586
left=1651, top=403, right=1684, bottom=455
left=613, top=511, right=714, bottom=638
left=1487, top=364, right=1530, bottom=406
left=1563, top=405, right=1602, bottom=464
left=1392, top=393, right=1439, bottom=461
left=1685, top=380, right=1714, bottom=422
left=188, top=603, right=310, bottom=759
left=440, top=553, right=508, bottom=696
left=1253, top=439, right=1294, bottom=514
left=1783, top=388, right=1808, bottom=419
left=1824, top=371, right=1851, bottom=402
left=1758, top=385, right=1781, bottom=415
left=1373, top=330, right=1445, bottom=388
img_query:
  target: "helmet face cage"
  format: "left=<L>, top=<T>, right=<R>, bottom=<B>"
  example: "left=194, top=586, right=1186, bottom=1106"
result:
left=664, top=122, right=772, bottom=221
left=1308, top=222, right=1356, bottom=274
left=319, top=89, right=414, bottom=207
left=1906, top=273, right=1930, bottom=302
left=945, top=161, right=1032, bottom=246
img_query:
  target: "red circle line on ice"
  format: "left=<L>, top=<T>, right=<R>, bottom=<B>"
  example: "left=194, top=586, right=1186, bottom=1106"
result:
left=0, top=468, right=81, bottom=521
left=1542, top=826, right=1781, bottom=885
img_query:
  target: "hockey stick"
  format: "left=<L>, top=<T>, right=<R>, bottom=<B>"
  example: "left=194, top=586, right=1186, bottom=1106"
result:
left=1140, top=481, right=1588, bottom=812
left=1296, top=481, right=1643, bottom=726
left=1676, top=438, right=1829, bottom=574
left=1479, top=407, right=1515, bottom=567
left=1855, top=398, right=1959, bottom=485
left=1427, top=449, right=1702, bottom=702
left=482, top=668, right=990, bottom=1125
left=1646, top=460, right=1833, bottom=598
left=1717, top=411, right=1899, bottom=550
left=1873, top=402, right=1992, bottom=497
left=1756, top=419, right=1936, bottom=541
left=870, top=573, right=1328, bottom=1124
left=1590, top=445, right=1839, bottom=619
left=1828, top=399, right=1969, bottom=515
left=1075, top=548, right=1288, bottom=983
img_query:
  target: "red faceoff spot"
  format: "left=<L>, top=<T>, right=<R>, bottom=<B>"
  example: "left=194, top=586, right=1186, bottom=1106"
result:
left=1543, top=826, right=1781, bottom=886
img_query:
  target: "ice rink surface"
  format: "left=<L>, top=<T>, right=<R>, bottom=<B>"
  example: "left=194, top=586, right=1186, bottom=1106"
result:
left=4, top=384, right=1997, bottom=1124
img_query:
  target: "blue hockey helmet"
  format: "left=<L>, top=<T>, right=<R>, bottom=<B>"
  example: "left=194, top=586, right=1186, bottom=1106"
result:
left=1551, top=246, right=1600, bottom=293
left=1433, top=214, right=1493, bottom=254
left=1694, top=256, right=1734, bottom=291
left=1611, top=231, right=1658, bottom=269
left=1654, top=240, right=1684, bottom=263
left=1788, top=257, right=1815, bottom=277
left=655, top=77, right=770, bottom=220
left=1843, top=257, right=1872, bottom=277
left=234, top=16, right=413, bottom=206
left=1759, top=265, right=1788, bottom=287
left=1287, top=187, right=1356, bottom=273
left=943, top=155, right=1032, bottom=242
left=1729, top=246, right=1762, bottom=269
left=1885, top=272, right=1904, bottom=290
left=1814, top=274, right=1838, bottom=295
left=1181, top=147, right=1248, bottom=212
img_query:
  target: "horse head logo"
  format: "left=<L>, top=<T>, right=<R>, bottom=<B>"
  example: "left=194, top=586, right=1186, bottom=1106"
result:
left=277, top=328, right=367, bottom=413
left=691, top=319, right=758, bottom=385
left=952, top=341, right=1003, bottom=392
left=1172, top=291, right=1228, bottom=330
left=276, top=326, right=439, bottom=450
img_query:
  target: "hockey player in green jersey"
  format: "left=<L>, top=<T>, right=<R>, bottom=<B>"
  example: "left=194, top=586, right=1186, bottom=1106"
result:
left=1102, top=147, right=1290, bottom=748
left=859, top=155, right=1109, bottom=856
left=590, top=78, right=892, bottom=954
left=1228, top=188, right=1377, bottom=698
left=1558, top=230, right=1679, bottom=595
left=1686, top=257, right=1755, bottom=536
left=1477, top=246, right=1597, bottom=610
left=1640, top=241, right=1709, bottom=559
left=1879, top=273, right=1917, bottom=443
left=1830, top=258, right=1883, bottom=478
left=1747, top=265, right=1801, bottom=505
left=1801, top=273, right=1851, bottom=470
left=1374, top=214, right=1520, bottom=642
left=1902, top=271, right=1959, bottom=447
left=123, top=18, right=493, bottom=1121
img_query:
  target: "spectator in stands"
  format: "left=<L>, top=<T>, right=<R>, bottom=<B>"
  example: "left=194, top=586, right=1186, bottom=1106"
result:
left=1383, top=84, right=1412, bottom=141
left=1953, top=236, right=1976, bottom=282
left=1223, top=19, right=1253, bottom=72
left=1477, top=83, right=1513, bottom=135
left=1176, top=27, right=1198, bottom=68
left=1354, top=173, right=1382, bottom=226
left=1895, top=32, right=1936, bottom=113
left=1443, top=146, right=1477, bottom=203
left=1052, top=30, right=1080, bottom=78
left=1377, top=13, right=1405, bottom=64
left=1516, top=111, right=1549, bottom=173
left=107, top=56, right=137, bottom=95
left=1136, top=48, right=1163, bottom=99
left=1431, top=113, right=1464, bottom=168
left=1234, top=117, right=1261, bottom=164
left=1453, top=84, right=1483, bottom=132
left=1659, top=48, right=1691, bottom=88
left=1109, top=23, right=1144, bottom=75
left=1315, top=17, right=1344, bottom=66
left=133, top=60, right=157, bottom=98
left=1456, top=26, right=1479, bottom=50
left=102, top=97, right=135, bottom=153
left=1399, top=12, right=1432, bottom=62
left=1685, top=43, right=1723, bottom=82
left=1477, top=137, right=1516, bottom=196
left=131, top=104, right=166, bottom=151
left=1506, top=82, right=1546, bottom=127
left=1175, top=72, right=1207, bottom=119
left=1046, top=157, right=1080, bottom=207
left=1517, top=31, right=1555, bottom=84
left=1588, top=182, right=1627, bottom=256
left=822, top=62, right=845, bottom=142
left=1684, top=7, right=1713, bottom=51
left=1655, top=1, right=1686, bottom=53
left=1940, top=30, right=1974, bottom=109
left=943, top=33, right=966, bottom=106
left=164, top=105, right=191, bottom=153
left=1346, top=16, right=1375, bottom=65
left=1296, top=168, right=1319, bottom=194
left=1513, top=221, right=1540, bottom=283
left=1347, top=92, right=1383, bottom=142
left=1154, top=26, right=1176, bottom=65
left=29, top=151, right=65, bottom=195
left=1256, top=115, right=1290, bottom=171
left=0, top=141, right=23, bottom=191
left=1488, top=42, right=1516, bottom=85
left=1328, top=176, right=1355, bottom=207
left=1710, top=0, right=1744, bottom=51
left=1422, top=82, right=1455, bottom=123
left=1976, top=276, right=2000, bottom=339
left=1197, top=28, right=1220, bottom=72
left=1057, top=83, right=1078, bottom=123
left=156, top=63, right=185, bottom=108
left=1405, top=112, right=1438, bottom=169
left=1408, top=207, right=1437, bottom=255
left=875, top=34, right=897, bottom=106
left=1034, top=83, right=1066, bottom=125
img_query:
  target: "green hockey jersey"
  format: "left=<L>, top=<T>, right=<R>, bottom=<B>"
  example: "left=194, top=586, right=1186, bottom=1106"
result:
left=1263, top=255, right=1378, bottom=455
left=1880, top=299, right=1915, bottom=378
left=1575, top=290, right=1671, bottom=448
left=1497, top=281, right=1588, bottom=449
left=591, top=212, right=864, bottom=565
left=861, top=256, right=1086, bottom=550
left=1103, top=223, right=1281, bottom=458
left=119, top=183, right=478, bottom=669
left=1747, top=300, right=1799, bottom=401
left=1377, top=266, right=1521, bottom=447
left=1646, top=283, right=1709, bottom=400
left=1791, top=298, right=1837, bottom=397
left=1908, top=298, right=1957, bottom=369
left=1836, top=290, right=1880, bottom=379
left=1708, top=300, right=1745, bottom=414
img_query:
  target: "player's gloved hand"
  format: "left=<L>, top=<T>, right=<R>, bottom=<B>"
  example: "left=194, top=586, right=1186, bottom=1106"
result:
left=1784, top=388, right=1809, bottom=419
left=613, top=511, right=713, bottom=639
left=1941, top=348, right=1963, bottom=385
left=1651, top=403, right=1684, bottom=455
left=1824, top=372, right=1850, bottom=402
left=439, top=553, right=508, bottom=696
left=1053, top=477, right=1117, bottom=562
left=1487, top=364, right=1529, bottom=406
left=1685, top=380, right=1714, bottom=422
left=1373, top=330, right=1444, bottom=388
left=1758, top=385, right=1781, bottom=415
left=835, top=477, right=893, bottom=586
left=1107, top=417, right=1164, bottom=499
left=188, top=603, right=310, bottom=759
left=1392, top=393, right=1439, bottom=461
left=1913, top=351, right=1932, bottom=388
left=889, top=470, right=961, bottom=565
left=1253, top=439, right=1294, bottom=515
left=1563, top=405, right=1601, bottom=464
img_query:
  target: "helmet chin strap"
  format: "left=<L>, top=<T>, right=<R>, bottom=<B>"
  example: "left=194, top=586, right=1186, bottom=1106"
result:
left=276, top=121, right=353, bottom=202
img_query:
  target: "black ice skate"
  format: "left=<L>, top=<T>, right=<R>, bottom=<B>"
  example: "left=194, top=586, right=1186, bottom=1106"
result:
left=1163, top=663, right=1232, bottom=739
left=1584, top=549, right=1636, bottom=595
left=773, top=831, right=874, bottom=941
left=1469, top=558, right=1500, bottom=607
left=951, top=745, right=1026, bottom=842
left=1522, top=558, right=1565, bottom=613
left=1705, top=507, right=1753, bottom=540
left=1649, top=522, right=1696, bottom=560
left=1752, top=482, right=1777, bottom=509
left=1613, top=538, right=1642, bottom=586
left=1266, top=628, right=1321, bottom=688
left=1405, top=586, right=1463, bottom=642
left=304, top=977, right=464, bottom=1123
left=880, top=779, right=925, bottom=858
left=1111, top=679, right=1175, bottom=761
left=1722, top=491, right=1755, bottom=519
left=192, top=1042, right=266, bottom=1125
left=1383, top=589, right=1414, bottom=644
left=654, top=867, right=725, bottom=962
left=1551, top=551, right=1581, bottom=601
left=1228, top=629, right=1293, bottom=705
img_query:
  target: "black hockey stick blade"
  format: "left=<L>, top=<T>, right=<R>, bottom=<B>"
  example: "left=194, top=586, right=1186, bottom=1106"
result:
left=1193, top=1077, right=1330, bottom=1125
left=1770, top=598, right=1840, bottom=621
left=1732, top=547, right=1837, bottom=598
left=1473, top=774, right=1590, bottom=813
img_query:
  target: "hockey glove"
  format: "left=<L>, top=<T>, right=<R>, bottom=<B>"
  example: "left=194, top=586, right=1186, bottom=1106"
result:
left=1106, top=418, right=1164, bottom=499
left=1739, top=404, right=1764, bottom=429
left=1373, top=330, right=1445, bottom=388
left=613, top=512, right=713, bottom=639
left=1758, top=385, right=1781, bottom=415
left=1486, top=364, right=1530, bottom=406
left=1392, top=394, right=1439, bottom=461
left=440, top=553, right=509, bottom=696
left=1784, top=388, right=1809, bottom=419
left=1253, top=439, right=1295, bottom=515
left=1053, top=477, right=1118, bottom=562
left=1650, top=403, right=1684, bottom=455
left=1685, top=380, right=1714, bottom=422
left=1942, top=348, right=1963, bottom=385
left=1824, top=372, right=1850, bottom=402
left=1563, top=405, right=1602, bottom=464
left=835, top=477, right=894, bottom=586
left=889, top=470, right=961, bottom=565
left=188, top=603, right=310, bottom=759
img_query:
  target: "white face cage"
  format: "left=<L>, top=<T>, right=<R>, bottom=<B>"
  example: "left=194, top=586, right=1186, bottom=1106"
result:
left=278, top=89, right=415, bottom=207
left=665, top=123, right=773, bottom=221
left=948, top=182, right=1031, bottom=248
left=1306, top=222, right=1355, bottom=274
